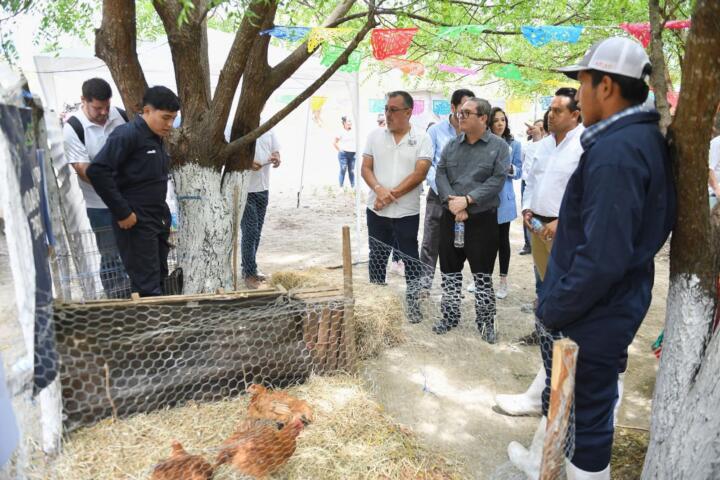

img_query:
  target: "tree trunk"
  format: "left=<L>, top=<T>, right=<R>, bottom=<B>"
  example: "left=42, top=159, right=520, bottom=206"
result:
left=643, top=1, right=720, bottom=477
left=172, top=165, right=247, bottom=293
left=95, top=0, right=147, bottom=115
left=648, top=0, right=671, bottom=134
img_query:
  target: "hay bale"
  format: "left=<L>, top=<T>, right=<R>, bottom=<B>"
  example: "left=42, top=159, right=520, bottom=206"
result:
left=47, top=375, right=464, bottom=479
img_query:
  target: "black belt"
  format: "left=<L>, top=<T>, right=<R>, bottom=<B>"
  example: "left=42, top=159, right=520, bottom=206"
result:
left=534, top=214, right=557, bottom=223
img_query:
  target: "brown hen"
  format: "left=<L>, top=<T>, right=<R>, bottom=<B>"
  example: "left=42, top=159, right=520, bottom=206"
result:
left=215, top=416, right=304, bottom=479
left=246, top=384, right=314, bottom=426
left=151, top=440, right=214, bottom=480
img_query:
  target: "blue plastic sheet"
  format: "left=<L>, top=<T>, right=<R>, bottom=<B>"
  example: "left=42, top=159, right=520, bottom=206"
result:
left=260, top=26, right=311, bottom=42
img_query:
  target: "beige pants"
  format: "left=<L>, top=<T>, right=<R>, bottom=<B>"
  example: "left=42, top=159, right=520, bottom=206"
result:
left=530, top=231, right=553, bottom=281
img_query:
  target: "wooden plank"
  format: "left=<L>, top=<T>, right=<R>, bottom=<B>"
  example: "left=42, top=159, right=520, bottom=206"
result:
left=539, top=338, right=579, bottom=480
left=341, top=225, right=357, bottom=371
left=325, top=308, right=342, bottom=371
left=315, top=308, right=331, bottom=373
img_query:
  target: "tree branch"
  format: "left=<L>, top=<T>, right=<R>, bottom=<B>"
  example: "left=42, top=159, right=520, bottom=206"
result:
left=223, top=14, right=378, bottom=162
left=95, top=0, right=147, bottom=115
left=267, top=0, right=357, bottom=91
left=153, top=0, right=212, bottom=125
left=209, top=0, right=276, bottom=139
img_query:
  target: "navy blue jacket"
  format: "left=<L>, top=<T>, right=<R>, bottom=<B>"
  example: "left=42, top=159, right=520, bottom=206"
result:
left=537, top=111, right=676, bottom=331
left=87, top=115, right=169, bottom=220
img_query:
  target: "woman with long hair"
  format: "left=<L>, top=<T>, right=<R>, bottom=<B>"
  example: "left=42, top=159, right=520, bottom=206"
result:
left=489, top=106, right=522, bottom=298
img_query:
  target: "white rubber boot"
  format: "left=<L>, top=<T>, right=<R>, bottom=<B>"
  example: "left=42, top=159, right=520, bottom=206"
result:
left=566, top=460, right=610, bottom=480
left=613, top=372, right=625, bottom=425
left=496, top=366, right=545, bottom=416
left=507, top=416, right=546, bottom=480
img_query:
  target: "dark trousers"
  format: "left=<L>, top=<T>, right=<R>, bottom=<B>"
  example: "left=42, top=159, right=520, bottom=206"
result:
left=87, top=208, right=130, bottom=299
left=367, top=209, right=421, bottom=284
left=541, top=317, right=635, bottom=472
left=241, top=191, right=269, bottom=277
left=419, top=189, right=444, bottom=284
left=496, top=221, right=511, bottom=276
left=521, top=180, right=531, bottom=249
left=113, top=206, right=170, bottom=297
left=438, top=209, right=498, bottom=327
left=338, top=151, right=356, bottom=187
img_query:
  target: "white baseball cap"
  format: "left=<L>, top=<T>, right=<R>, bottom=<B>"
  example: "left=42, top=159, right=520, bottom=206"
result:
left=557, top=37, right=651, bottom=80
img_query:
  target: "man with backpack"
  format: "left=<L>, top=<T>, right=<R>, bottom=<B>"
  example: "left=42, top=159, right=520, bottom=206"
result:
left=63, top=78, right=130, bottom=298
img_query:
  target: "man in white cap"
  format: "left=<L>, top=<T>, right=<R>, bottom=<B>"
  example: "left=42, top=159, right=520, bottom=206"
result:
left=506, top=36, right=676, bottom=479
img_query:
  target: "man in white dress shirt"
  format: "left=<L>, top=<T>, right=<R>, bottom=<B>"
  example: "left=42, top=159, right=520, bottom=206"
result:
left=63, top=77, right=130, bottom=298
left=361, top=91, right=433, bottom=323
left=495, top=87, right=583, bottom=416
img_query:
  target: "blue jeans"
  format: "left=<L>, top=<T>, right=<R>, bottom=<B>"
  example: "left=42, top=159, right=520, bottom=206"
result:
left=241, top=191, right=269, bottom=277
left=338, top=151, right=356, bottom=187
left=86, top=208, right=131, bottom=299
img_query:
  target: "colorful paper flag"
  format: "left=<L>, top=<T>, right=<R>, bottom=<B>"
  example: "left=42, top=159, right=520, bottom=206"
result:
left=369, top=98, right=385, bottom=113
left=432, top=100, right=451, bottom=115
left=437, top=25, right=486, bottom=38
left=383, top=57, right=425, bottom=76
left=506, top=97, right=531, bottom=114
left=320, top=44, right=361, bottom=72
left=371, top=28, right=418, bottom=60
left=437, top=64, right=477, bottom=75
left=495, top=64, right=524, bottom=81
left=540, top=95, right=553, bottom=110
left=307, top=27, right=353, bottom=52
left=521, top=25, right=584, bottom=47
left=310, top=96, right=327, bottom=112
left=620, top=20, right=691, bottom=48
left=260, top=26, right=311, bottom=42
left=412, top=100, right=425, bottom=116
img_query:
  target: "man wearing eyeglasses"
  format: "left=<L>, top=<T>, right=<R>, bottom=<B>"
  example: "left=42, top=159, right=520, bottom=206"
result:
left=434, top=98, right=509, bottom=342
left=361, top=91, right=433, bottom=323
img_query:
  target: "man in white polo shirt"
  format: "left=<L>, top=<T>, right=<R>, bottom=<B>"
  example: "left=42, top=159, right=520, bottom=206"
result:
left=63, top=77, right=130, bottom=298
left=361, top=91, right=433, bottom=323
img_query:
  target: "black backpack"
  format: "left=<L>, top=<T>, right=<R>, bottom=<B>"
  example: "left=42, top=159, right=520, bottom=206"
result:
left=66, top=107, right=129, bottom=145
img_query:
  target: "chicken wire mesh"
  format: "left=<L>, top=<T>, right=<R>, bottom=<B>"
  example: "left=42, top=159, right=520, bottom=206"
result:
left=8, top=214, right=581, bottom=479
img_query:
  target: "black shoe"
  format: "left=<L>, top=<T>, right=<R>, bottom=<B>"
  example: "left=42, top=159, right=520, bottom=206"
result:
left=517, top=330, right=540, bottom=345
left=432, top=322, right=450, bottom=334
left=478, top=322, right=497, bottom=344
left=519, top=245, right=532, bottom=255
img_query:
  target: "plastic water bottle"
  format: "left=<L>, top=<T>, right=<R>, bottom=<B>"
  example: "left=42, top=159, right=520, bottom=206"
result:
left=530, top=217, right=544, bottom=232
left=454, top=221, right=465, bottom=248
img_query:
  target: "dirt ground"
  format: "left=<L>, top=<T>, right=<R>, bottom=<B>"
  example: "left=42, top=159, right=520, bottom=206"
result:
left=257, top=186, right=664, bottom=479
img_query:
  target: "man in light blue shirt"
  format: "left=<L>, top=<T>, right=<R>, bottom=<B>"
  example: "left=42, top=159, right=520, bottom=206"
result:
left=420, top=89, right=474, bottom=288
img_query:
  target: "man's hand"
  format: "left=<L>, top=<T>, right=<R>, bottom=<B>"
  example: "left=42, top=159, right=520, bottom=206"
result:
left=118, top=212, right=137, bottom=230
left=455, top=210, right=469, bottom=222
left=251, top=161, right=263, bottom=171
left=522, top=209, right=534, bottom=230
left=269, top=152, right=281, bottom=168
left=448, top=195, right=469, bottom=215
left=375, top=186, right=396, bottom=208
left=541, top=219, right=558, bottom=241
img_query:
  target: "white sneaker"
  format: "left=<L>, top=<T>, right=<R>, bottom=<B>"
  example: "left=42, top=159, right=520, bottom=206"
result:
left=496, top=280, right=508, bottom=299
left=507, top=416, right=546, bottom=480
left=495, top=367, right=545, bottom=416
left=566, top=461, right=610, bottom=480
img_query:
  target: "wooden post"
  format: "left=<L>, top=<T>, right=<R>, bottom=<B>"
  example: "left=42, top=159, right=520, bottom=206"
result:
left=232, top=184, right=240, bottom=291
left=342, top=226, right=357, bottom=370
left=540, top=338, right=579, bottom=480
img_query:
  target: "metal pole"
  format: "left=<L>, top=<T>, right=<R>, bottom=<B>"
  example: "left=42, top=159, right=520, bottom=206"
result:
left=297, top=99, right=312, bottom=208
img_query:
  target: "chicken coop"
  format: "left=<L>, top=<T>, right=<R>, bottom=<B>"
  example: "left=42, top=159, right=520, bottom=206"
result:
left=54, top=285, right=356, bottom=430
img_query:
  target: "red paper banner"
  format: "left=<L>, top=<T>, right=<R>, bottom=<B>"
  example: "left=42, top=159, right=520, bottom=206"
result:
left=371, top=28, right=418, bottom=60
left=620, top=20, right=691, bottom=48
left=383, top=57, right=425, bottom=76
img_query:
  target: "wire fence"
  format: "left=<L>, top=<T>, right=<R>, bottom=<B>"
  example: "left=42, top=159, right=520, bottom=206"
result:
left=7, top=217, right=576, bottom=479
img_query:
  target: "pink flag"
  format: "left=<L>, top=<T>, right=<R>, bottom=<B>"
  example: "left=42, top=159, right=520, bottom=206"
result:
left=620, top=20, right=691, bottom=48
left=437, top=64, right=477, bottom=75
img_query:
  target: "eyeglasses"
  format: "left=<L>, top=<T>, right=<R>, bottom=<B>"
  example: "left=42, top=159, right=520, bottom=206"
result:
left=456, top=110, right=482, bottom=119
left=384, top=106, right=411, bottom=114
